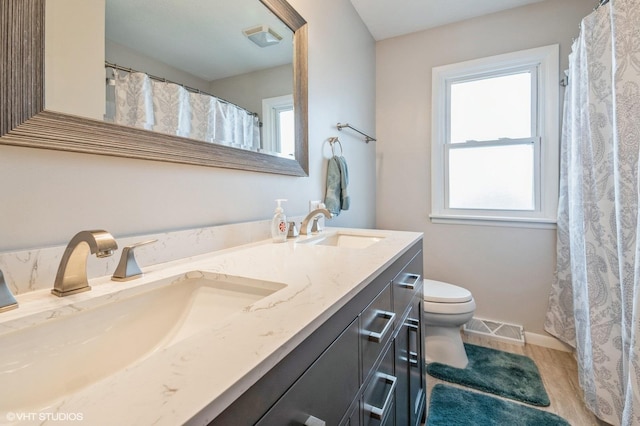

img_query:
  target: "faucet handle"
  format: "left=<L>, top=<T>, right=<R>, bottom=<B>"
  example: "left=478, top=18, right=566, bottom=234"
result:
left=0, top=270, right=18, bottom=313
left=111, top=239, right=157, bottom=282
left=287, top=221, right=299, bottom=238
left=311, top=218, right=322, bottom=233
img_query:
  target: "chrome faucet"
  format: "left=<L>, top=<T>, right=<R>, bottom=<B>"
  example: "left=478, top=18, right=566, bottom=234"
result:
left=52, top=230, right=118, bottom=297
left=300, top=208, right=333, bottom=235
left=0, top=270, right=18, bottom=313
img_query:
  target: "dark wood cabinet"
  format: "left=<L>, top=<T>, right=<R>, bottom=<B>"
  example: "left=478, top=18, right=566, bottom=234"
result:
left=207, top=240, right=424, bottom=426
left=392, top=252, right=426, bottom=426
left=256, top=320, right=360, bottom=426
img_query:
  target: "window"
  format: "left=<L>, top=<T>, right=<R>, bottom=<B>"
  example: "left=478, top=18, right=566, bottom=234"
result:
left=262, top=94, right=295, bottom=157
left=430, top=45, right=559, bottom=228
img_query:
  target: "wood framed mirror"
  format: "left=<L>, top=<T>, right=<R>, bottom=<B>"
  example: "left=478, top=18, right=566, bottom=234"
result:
left=0, top=0, right=308, bottom=176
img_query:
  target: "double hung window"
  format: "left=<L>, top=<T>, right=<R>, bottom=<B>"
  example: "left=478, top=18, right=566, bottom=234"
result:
left=430, top=45, right=559, bottom=227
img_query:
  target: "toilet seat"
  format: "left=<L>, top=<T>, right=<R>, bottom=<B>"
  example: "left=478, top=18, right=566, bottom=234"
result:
left=423, top=299, right=476, bottom=315
left=423, top=279, right=472, bottom=303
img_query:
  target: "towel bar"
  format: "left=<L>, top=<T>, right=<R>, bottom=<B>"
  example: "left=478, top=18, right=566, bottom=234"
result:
left=337, top=123, right=376, bottom=143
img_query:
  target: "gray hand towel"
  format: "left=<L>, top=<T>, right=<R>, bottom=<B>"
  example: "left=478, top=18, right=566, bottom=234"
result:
left=337, top=156, right=350, bottom=211
left=324, top=156, right=342, bottom=215
left=324, top=155, right=350, bottom=216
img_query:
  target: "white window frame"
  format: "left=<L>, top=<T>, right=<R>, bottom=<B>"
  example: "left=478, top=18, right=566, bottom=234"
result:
left=262, top=94, right=294, bottom=155
left=430, top=45, right=559, bottom=229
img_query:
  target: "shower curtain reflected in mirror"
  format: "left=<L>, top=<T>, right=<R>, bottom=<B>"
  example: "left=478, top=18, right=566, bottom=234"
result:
left=106, top=69, right=260, bottom=150
left=545, top=0, right=640, bottom=425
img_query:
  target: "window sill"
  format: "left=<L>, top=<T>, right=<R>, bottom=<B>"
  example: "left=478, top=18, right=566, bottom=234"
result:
left=429, top=214, right=557, bottom=229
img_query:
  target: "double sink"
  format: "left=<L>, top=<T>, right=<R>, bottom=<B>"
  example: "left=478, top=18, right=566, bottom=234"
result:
left=0, top=230, right=384, bottom=414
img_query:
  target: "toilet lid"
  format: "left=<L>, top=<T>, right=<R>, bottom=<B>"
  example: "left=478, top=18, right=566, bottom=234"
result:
left=423, top=279, right=472, bottom=303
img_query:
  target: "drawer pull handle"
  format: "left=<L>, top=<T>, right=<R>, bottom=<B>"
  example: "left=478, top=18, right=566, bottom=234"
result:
left=396, top=273, right=422, bottom=289
left=409, top=351, right=419, bottom=367
left=303, top=415, right=326, bottom=426
left=366, top=311, right=396, bottom=343
left=365, top=373, right=397, bottom=420
left=406, top=317, right=420, bottom=329
left=407, top=317, right=420, bottom=368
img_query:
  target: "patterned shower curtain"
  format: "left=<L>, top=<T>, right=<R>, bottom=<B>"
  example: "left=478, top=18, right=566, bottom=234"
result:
left=544, top=1, right=640, bottom=425
left=109, top=69, right=260, bottom=150
left=112, top=70, right=154, bottom=131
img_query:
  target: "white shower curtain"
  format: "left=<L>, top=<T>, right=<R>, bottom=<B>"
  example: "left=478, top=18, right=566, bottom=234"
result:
left=150, top=79, right=191, bottom=138
left=110, top=69, right=260, bottom=149
left=113, top=70, right=154, bottom=130
left=544, top=1, right=640, bottom=425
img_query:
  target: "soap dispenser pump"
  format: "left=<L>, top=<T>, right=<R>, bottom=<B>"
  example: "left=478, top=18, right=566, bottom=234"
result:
left=271, top=199, right=288, bottom=243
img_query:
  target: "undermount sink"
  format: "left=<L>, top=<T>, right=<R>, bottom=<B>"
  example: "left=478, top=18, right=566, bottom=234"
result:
left=0, top=272, right=286, bottom=413
left=301, top=231, right=385, bottom=249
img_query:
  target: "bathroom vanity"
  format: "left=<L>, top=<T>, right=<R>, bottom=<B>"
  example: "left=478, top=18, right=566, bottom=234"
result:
left=209, top=237, right=425, bottom=426
left=0, top=227, right=423, bottom=425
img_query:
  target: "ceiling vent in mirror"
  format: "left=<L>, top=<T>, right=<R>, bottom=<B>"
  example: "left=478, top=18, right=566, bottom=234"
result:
left=243, top=25, right=283, bottom=47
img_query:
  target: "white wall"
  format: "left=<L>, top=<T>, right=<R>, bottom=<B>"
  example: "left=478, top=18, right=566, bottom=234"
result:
left=375, top=0, right=593, bottom=334
left=0, top=0, right=375, bottom=252
left=45, top=0, right=105, bottom=120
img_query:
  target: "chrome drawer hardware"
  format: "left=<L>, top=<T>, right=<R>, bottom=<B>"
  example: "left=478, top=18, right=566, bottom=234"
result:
left=395, top=273, right=422, bottom=289
left=366, top=310, right=396, bottom=343
left=365, top=373, right=397, bottom=420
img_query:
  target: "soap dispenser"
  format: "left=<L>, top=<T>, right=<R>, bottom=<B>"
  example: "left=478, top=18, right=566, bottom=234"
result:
left=271, top=199, right=288, bottom=243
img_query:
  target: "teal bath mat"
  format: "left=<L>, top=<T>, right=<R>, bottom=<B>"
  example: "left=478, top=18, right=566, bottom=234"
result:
left=426, top=343, right=550, bottom=406
left=427, top=384, right=569, bottom=426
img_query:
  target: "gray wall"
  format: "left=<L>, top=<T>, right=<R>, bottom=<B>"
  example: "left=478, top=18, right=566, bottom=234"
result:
left=105, top=39, right=212, bottom=93
left=210, top=64, right=293, bottom=117
left=0, top=0, right=376, bottom=252
left=375, top=0, right=593, bottom=335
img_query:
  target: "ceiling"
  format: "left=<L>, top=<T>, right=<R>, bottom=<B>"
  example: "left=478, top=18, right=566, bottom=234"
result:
left=104, top=0, right=547, bottom=82
left=106, top=0, right=293, bottom=81
left=350, top=0, right=545, bottom=41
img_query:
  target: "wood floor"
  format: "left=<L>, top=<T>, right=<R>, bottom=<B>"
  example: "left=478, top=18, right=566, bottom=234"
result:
left=424, top=334, right=610, bottom=426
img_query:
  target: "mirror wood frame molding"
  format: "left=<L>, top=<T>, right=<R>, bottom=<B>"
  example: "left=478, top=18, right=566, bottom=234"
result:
left=0, top=0, right=308, bottom=176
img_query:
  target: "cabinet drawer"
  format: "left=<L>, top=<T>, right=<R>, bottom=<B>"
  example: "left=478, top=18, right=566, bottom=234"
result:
left=256, top=319, right=359, bottom=426
left=340, top=399, right=361, bottom=426
left=392, top=253, right=423, bottom=317
left=363, top=345, right=396, bottom=426
left=361, top=283, right=393, bottom=383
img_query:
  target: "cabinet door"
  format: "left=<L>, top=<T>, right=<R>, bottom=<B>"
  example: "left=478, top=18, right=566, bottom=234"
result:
left=256, top=319, right=360, bottom=426
left=406, top=299, right=426, bottom=426
left=394, top=314, right=410, bottom=426
left=394, top=298, right=426, bottom=426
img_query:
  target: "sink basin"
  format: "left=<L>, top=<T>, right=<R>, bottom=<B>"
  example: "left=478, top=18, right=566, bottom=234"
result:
left=301, top=232, right=384, bottom=249
left=0, top=272, right=286, bottom=412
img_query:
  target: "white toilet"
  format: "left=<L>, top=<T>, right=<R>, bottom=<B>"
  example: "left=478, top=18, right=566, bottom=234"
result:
left=423, top=279, right=476, bottom=369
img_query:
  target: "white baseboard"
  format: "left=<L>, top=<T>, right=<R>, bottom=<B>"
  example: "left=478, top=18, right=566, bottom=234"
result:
left=524, top=331, right=573, bottom=352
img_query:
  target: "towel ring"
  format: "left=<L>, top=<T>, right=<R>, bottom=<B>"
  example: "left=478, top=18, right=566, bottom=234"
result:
left=329, top=137, right=343, bottom=156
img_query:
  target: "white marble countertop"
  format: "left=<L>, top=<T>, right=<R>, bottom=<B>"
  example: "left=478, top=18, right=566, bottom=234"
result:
left=0, top=227, right=422, bottom=426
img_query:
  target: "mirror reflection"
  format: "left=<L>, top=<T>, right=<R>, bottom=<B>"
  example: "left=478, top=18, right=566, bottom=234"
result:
left=105, top=0, right=294, bottom=157
left=50, top=0, right=295, bottom=158
left=3, top=0, right=307, bottom=176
